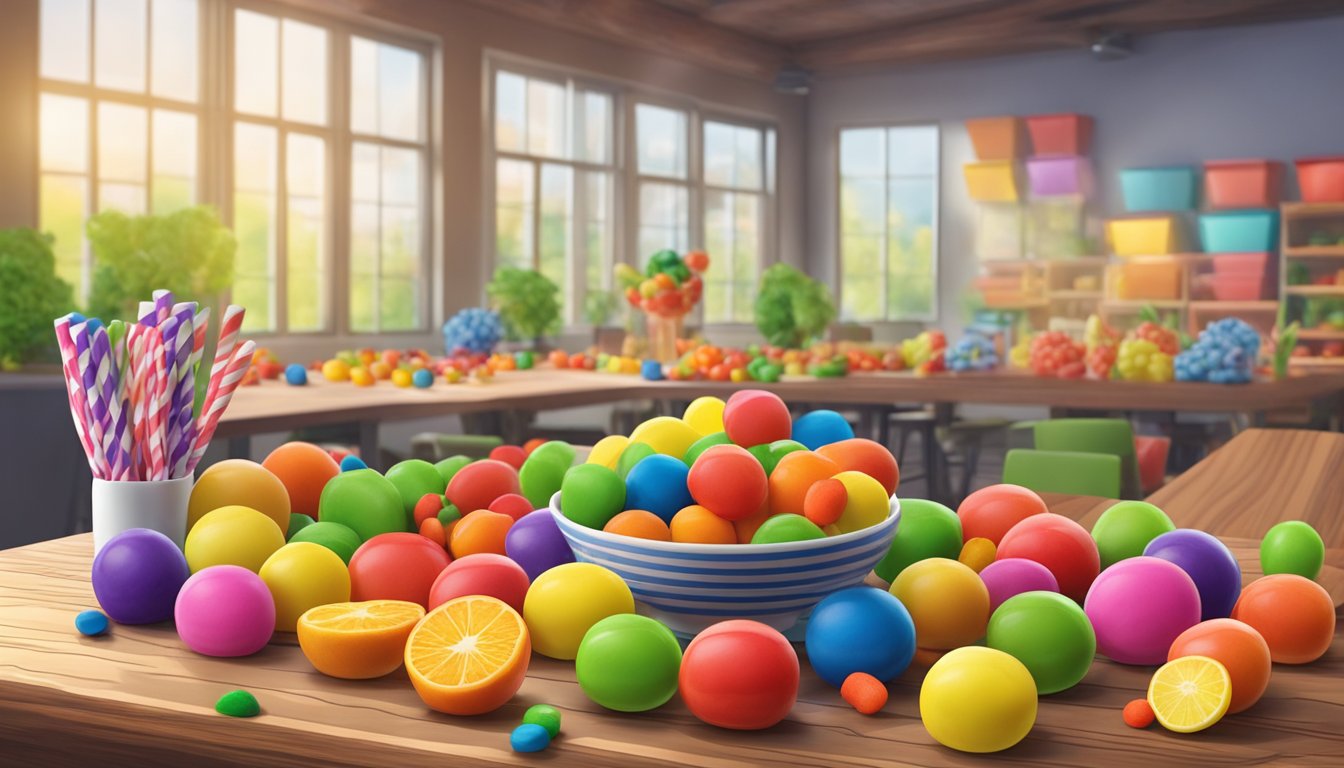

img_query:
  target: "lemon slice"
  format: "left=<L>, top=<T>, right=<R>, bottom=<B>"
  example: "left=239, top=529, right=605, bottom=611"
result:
left=1147, top=655, right=1232, bottom=733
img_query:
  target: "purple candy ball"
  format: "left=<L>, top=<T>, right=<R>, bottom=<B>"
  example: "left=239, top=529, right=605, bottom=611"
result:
left=505, top=509, right=575, bottom=581
left=1143, top=528, right=1242, bottom=620
left=980, top=557, right=1060, bottom=613
left=1084, top=556, right=1202, bottom=665
left=91, top=528, right=190, bottom=625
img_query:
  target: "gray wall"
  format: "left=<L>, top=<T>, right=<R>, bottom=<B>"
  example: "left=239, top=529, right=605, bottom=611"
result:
left=807, top=16, right=1344, bottom=339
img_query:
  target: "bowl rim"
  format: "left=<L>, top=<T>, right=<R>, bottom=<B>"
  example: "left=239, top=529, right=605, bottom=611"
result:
left=548, top=492, right=900, bottom=557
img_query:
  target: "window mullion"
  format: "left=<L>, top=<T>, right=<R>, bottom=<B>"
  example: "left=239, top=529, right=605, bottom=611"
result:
left=330, top=29, right=349, bottom=336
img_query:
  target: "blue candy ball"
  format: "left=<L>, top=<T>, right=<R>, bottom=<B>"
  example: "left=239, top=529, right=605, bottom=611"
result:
left=75, top=609, right=110, bottom=637
left=510, top=723, right=551, bottom=753
left=623, top=454, right=693, bottom=524
left=805, top=586, right=916, bottom=688
left=284, top=363, right=308, bottom=386
left=412, top=368, right=434, bottom=388
left=640, top=359, right=664, bottom=381
left=340, top=455, right=368, bottom=472
left=790, top=410, right=855, bottom=450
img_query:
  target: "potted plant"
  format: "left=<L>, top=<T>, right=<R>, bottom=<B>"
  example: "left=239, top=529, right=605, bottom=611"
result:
left=585, top=289, right=625, bottom=354
left=754, top=263, right=836, bottom=349
left=0, top=228, right=74, bottom=371
left=486, top=267, right=562, bottom=350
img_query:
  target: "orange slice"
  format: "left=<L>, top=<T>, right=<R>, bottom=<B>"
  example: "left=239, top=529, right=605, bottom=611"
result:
left=405, top=595, right=531, bottom=715
left=297, top=600, right=425, bottom=679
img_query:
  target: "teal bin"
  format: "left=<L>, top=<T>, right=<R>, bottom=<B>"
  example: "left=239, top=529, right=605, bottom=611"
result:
left=1199, top=210, right=1279, bottom=253
left=1120, top=166, right=1199, bottom=212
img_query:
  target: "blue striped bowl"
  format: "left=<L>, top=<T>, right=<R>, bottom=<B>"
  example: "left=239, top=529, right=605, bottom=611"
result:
left=548, top=493, right=900, bottom=639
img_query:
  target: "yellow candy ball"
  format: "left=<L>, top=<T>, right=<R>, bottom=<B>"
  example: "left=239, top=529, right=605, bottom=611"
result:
left=605, top=357, right=623, bottom=373
left=629, top=416, right=701, bottom=458
left=350, top=368, right=375, bottom=387
left=920, top=647, right=1037, bottom=753
left=831, top=470, right=889, bottom=534
left=682, top=396, right=726, bottom=436
left=188, top=459, right=290, bottom=533
left=523, top=563, right=634, bottom=660
left=391, top=368, right=413, bottom=388
left=369, top=361, right=392, bottom=380
left=890, top=557, right=990, bottom=650
left=959, top=537, right=997, bottom=573
left=321, top=359, right=350, bottom=382
left=185, top=505, right=286, bottom=573
left=587, top=434, right=630, bottom=469
left=259, top=542, right=351, bottom=631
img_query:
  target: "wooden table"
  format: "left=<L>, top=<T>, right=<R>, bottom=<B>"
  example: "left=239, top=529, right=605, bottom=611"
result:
left=3, top=497, right=1341, bottom=767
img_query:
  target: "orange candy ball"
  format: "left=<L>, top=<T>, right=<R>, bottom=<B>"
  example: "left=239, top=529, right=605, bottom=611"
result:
left=419, top=516, right=447, bottom=548
left=1231, top=575, right=1335, bottom=664
left=1168, top=618, right=1271, bottom=714
left=816, top=439, right=899, bottom=496
left=1122, top=698, right=1154, bottom=728
left=957, top=484, right=1048, bottom=545
left=840, top=672, right=888, bottom=715
left=670, top=505, right=737, bottom=545
left=733, top=503, right=774, bottom=544
left=449, top=510, right=513, bottom=559
left=603, top=510, right=673, bottom=542
left=803, top=478, right=847, bottom=528
left=768, top=451, right=840, bottom=517
left=262, top=442, right=341, bottom=519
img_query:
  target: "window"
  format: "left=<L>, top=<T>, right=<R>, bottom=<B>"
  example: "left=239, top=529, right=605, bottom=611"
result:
left=635, top=103, right=690, bottom=257
left=38, top=0, right=433, bottom=335
left=838, top=125, right=939, bottom=321
left=702, top=120, right=768, bottom=324
left=491, top=68, right=615, bottom=324
left=38, top=0, right=201, bottom=299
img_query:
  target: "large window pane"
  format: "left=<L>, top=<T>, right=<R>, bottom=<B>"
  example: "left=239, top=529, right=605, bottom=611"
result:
left=636, top=104, right=686, bottom=179
left=287, top=133, right=325, bottom=331
left=151, top=109, right=196, bottom=212
left=495, top=158, right=534, bottom=268
left=888, top=125, right=938, bottom=176
left=577, top=91, right=611, bottom=164
left=233, top=123, right=277, bottom=332
left=703, top=190, right=761, bottom=323
left=840, top=128, right=884, bottom=178
left=39, top=94, right=89, bottom=174
left=349, top=141, right=425, bottom=332
left=40, top=0, right=90, bottom=83
left=281, top=19, right=327, bottom=125
left=94, top=0, right=146, bottom=92
left=234, top=10, right=277, bottom=117
left=494, top=71, right=525, bottom=153
left=705, top=120, right=763, bottom=190
left=526, top=78, right=566, bottom=159
left=538, top=163, right=572, bottom=298
left=377, top=43, right=421, bottom=141
left=41, top=174, right=89, bottom=293
left=151, top=0, right=197, bottom=101
left=98, top=102, right=147, bottom=212
left=583, top=171, right=610, bottom=297
left=638, top=181, right=688, bottom=257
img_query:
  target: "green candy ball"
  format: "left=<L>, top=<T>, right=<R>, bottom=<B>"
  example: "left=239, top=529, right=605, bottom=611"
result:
left=385, top=459, right=446, bottom=526
left=751, top=514, right=826, bottom=544
left=433, top=455, right=472, bottom=487
left=286, top=513, right=315, bottom=540
left=1260, top=520, right=1325, bottom=580
left=519, top=441, right=577, bottom=508
left=522, top=704, right=561, bottom=737
left=560, top=464, right=626, bottom=529
left=215, top=689, right=260, bottom=718
left=288, top=521, right=363, bottom=564
left=747, top=439, right=806, bottom=476
left=615, top=442, right=656, bottom=479
left=436, top=504, right=463, bottom=527
left=986, top=591, right=1096, bottom=694
left=874, top=499, right=962, bottom=583
left=682, top=432, right=731, bottom=467
left=318, top=469, right=406, bottom=540
left=1090, top=500, right=1176, bottom=569
left=575, top=614, right=682, bottom=712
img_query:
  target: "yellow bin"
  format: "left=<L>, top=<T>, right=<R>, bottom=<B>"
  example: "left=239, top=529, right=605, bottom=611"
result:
left=964, top=161, right=1020, bottom=203
left=1106, top=215, right=1179, bottom=256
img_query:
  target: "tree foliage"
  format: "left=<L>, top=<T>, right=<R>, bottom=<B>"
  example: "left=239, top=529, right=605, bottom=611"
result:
left=754, top=263, right=836, bottom=348
left=0, top=229, right=73, bottom=368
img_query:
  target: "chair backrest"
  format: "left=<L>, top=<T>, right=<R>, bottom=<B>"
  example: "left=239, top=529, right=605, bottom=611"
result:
left=1033, top=418, right=1141, bottom=499
left=1003, top=448, right=1123, bottom=498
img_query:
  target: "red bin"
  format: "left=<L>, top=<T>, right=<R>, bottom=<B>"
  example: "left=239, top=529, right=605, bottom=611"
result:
left=1204, top=160, right=1283, bottom=209
left=1296, top=157, right=1344, bottom=203
left=1025, top=113, right=1093, bottom=156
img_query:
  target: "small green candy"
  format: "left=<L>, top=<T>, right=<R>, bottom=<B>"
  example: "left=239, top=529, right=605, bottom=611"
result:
left=560, top=464, right=626, bottom=529
left=437, top=504, right=463, bottom=527
left=433, top=455, right=472, bottom=486
left=215, top=689, right=260, bottom=718
left=286, top=513, right=315, bottom=540
left=615, top=442, right=656, bottom=479
left=751, top=514, right=827, bottom=544
left=522, top=704, right=562, bottom=738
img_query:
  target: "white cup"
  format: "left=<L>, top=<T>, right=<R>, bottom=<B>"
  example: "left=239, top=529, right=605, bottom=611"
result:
left=91, top=476, right=193, bottom=554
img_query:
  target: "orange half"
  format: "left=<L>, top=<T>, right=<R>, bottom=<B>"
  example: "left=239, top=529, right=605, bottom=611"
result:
left=405, top=595, right=531, bottom=715
left=297, top=600, right=425, bottom=679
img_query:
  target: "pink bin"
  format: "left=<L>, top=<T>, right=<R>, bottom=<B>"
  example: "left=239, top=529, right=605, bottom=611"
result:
left=1297, top=157, right=1344, bottom=203
left=1210, top=273, right=1267, bottom=301
left=1026, top=156, right=1093, bottom=197
left=1211, top=252, right=1271, bottom=276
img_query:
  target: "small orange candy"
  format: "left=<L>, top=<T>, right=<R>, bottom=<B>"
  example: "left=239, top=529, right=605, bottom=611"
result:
left=522, top=438, right=547, bottom=456
left=449, top=510, right=513, bottom=559
left=803, top=478, right=847, bottom=527
left=841, top=672, right=888, bottom=715
left=670, top=505, right=737, bottom=545
left=733, top=503, right=774, bottom=544
left=958, top=537, right=997, bottom=573
left=768, top=451, right=840, bottom=517
left=1123, top=698, right=1155, bottom=728
left=418, top=517, right=447, bottom=549
left=604, top=510, right=673, bottom=542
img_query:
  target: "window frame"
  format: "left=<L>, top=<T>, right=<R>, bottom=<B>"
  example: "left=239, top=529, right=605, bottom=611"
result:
left=698, top=112, right=774, bottom=326
left=834, top=120, right=942, bottom=324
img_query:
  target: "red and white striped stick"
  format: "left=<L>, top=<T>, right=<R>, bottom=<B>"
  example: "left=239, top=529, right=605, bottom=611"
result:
left=53, top=316, right=99, bottom=476
left=206, top=305, right=244, bottom=407
left=187, top=339, right=254, bottom=474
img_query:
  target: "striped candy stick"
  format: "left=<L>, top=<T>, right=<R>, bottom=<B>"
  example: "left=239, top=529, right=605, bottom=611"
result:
left=153, top=289, right=174, bottom=327
left=53, top=316, right=99, bottom=476
left=167, top=305, right=197, bottom=478
left=91, top=326, right=122, bottom=479
left=188, top=339, right=255, bottom=474
left=70, top=321, right=109, bottom=477
left=206, top=305, right=245, bottom=407
left=146, top=332, right=170, bottom=481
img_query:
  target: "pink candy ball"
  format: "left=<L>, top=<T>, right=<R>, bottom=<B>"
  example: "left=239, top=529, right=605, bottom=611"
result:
left=1083, top=556, right=1201, bottom=665
left=980, top=558, right=1060, bottom=613
left=175, top=565, right=276, bottom=657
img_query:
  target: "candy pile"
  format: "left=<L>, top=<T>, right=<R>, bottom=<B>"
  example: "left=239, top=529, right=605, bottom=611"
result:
left=617, top=249, right=708, bottom=317
left=1175, top=318, right=1261, bottom=384
left=1029, top=331, right=1085, bottom=379
left=441, top=307, right=504, bottom=355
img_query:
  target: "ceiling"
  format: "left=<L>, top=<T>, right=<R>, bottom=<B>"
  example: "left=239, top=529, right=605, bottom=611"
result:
left=467, top=0, right=1344, bottom=81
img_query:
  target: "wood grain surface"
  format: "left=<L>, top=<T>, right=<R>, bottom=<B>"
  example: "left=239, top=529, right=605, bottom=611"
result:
left=3, top=506, right=1342, bottom=767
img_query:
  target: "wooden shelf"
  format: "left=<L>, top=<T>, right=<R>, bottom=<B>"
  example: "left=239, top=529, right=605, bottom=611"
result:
left=1102, top=300, right=1186, bottom=311
left=1048, top=289, right=1103, bottom=299
left=1282, top=202, right=1344, bottom=217
left=1298, top=328, right=1344, bottom=341
left=1290, top=357, right=1344, bottom=368
left=1284, top=285, right=1344, bottom=296
left=1188, top=301, right=1280, bottom=313
left=1283, top=246, right=1344, bottom=258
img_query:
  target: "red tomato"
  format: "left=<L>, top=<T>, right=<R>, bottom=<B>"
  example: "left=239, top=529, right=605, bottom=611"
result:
left=427, top=553, right=530, bottom=613
left=348, top=532, right=452, bottom=608
left=679, top=620, right=799, bottom=730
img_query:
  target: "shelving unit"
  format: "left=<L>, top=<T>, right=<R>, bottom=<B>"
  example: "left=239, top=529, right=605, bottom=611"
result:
left=1281, top=201, right=1344, bottom=368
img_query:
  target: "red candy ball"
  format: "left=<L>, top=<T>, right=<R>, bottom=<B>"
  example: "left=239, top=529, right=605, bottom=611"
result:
left=816, top=439, right=900, bottom=496
left=487, top=493, right=535, bottom=522
left=958, top=484, right=1048, bottom=545
left=996, top=514, right=1099, bottom=602
left=427, top=553, right=530, bottom=613
left=722, top=390, right=791, bottom=448
left=413, top=493, right=445, bottom=527
left=488, top=444, right=527, bottom=470
left=679, top=620, right=799, bottom=730
left=687, top=444, right=768, bottom=521
left=348, top=532, right=451, bottom=608
left=445, top=459, right=520, bottom=515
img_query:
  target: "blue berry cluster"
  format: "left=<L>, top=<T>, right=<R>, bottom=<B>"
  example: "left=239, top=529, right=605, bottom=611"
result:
left=945, top=334, right=1000, bottom=372
left=1175, top=318, right=1261, bottom=383
left=442, top=308, right=503, bottom=355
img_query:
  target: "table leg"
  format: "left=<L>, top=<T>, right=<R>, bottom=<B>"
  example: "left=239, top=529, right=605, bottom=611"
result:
left=227, top=435, right=251, bottom=460
left=358, top=421, right=379, bottom=470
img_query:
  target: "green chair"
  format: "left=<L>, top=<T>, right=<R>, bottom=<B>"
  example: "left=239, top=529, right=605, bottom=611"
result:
left=1032, top=418, right=1142, bottom=499
left=1002, top=449, right=1122, bottom=498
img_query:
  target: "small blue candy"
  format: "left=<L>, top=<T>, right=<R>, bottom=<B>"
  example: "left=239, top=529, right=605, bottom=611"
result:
left=510, top=723, right=552, bottom=753
left=412, top=368, right=434, bottom=388
left=75, top=609, right=109, bottom=637
left=640, top=359, right=664, bottom=381
left=340, top=455, right=368, bottom=472
left=284, top=363, right=308, bottom=386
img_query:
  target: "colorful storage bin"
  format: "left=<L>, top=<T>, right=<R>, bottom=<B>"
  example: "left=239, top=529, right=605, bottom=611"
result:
left=1204, top=160, right=1283, bottom=209
left=1197, top=273, right=1267, bottom=301
left=1296, top=157, right=1344, bottom=203
left=1199, top=210, right=1279, bottom=253
left=964, top=161, right=1021, bottom=202
left=1027, top=156, right=1093, bottom=197
left=1025, top=113, right=1093, bottom=156
left=1114, top=261, right=1181, bottom=300
left=966, top=117, right=1022, bottom=160
left=1106, top=215, right=1180, bottom=256
left=1211, top=252, right=1271, bottom=277
left=1120, top=166, right=1199, bottom=212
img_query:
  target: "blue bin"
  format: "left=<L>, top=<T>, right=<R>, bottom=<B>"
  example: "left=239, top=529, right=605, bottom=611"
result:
left=1120, top=166, right=1199, bottom=212
left=1198, top=210, right=1280, bottom=253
